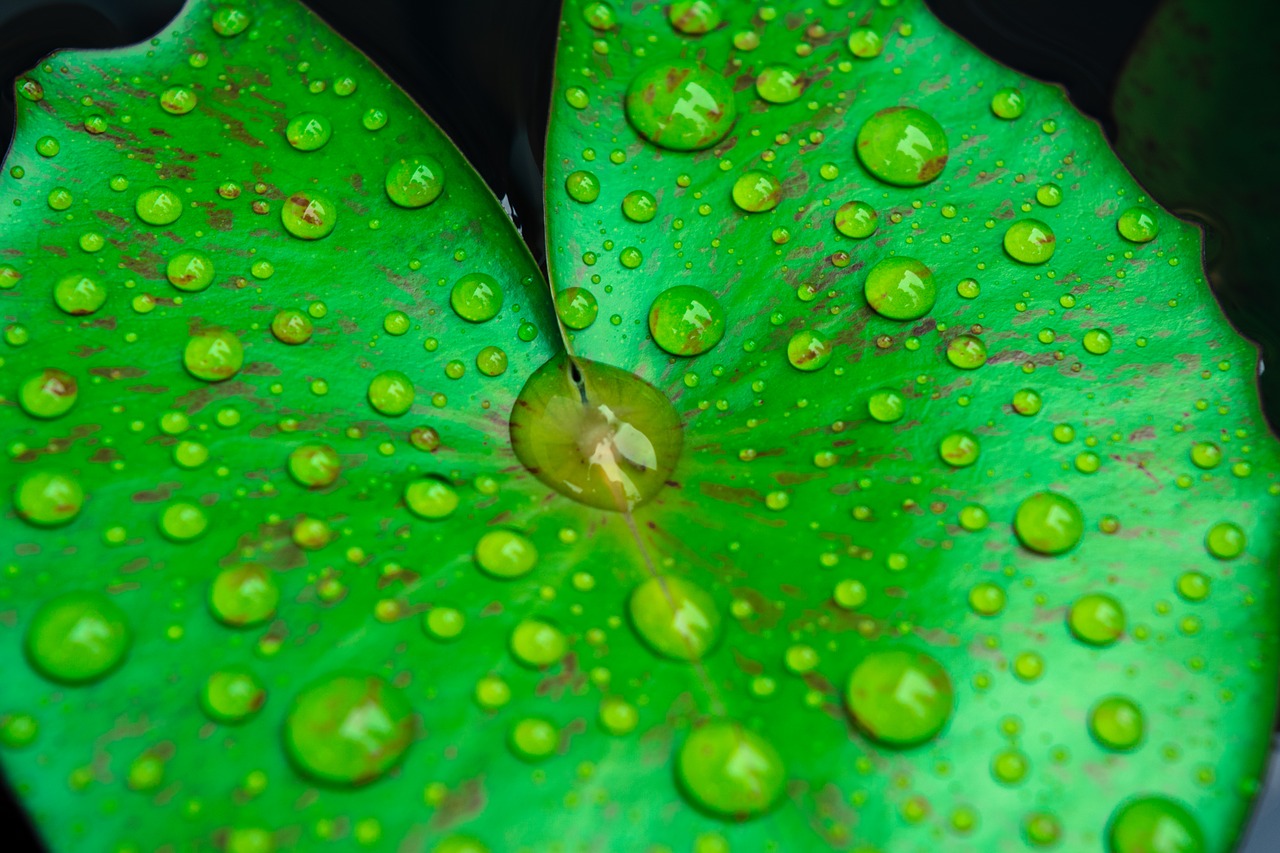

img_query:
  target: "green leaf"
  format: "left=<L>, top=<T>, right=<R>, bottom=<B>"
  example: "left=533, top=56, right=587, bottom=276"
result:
left=0, top=1, right=1277, bottom=852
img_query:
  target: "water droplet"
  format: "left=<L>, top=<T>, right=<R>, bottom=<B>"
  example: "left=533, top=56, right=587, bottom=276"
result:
left=475, top=530, right=538, bottom=578
left=847, top=28, right=883, bottom=58
left=362, top=107, right=388, bottom=130
left=1108, top=797, right=1204, bottom=853
left=1083, top=328, right=1113, bottom=355
left=625, top=62, right=736, bottom=151
left=166, top=251, right=215, bottom=292
left=556, top=287, right=599, bottom=329
left=755, top=66, right=804, bottom=104
left=990, top=87, right=1025, bottom=119
left=668, top=0, right=720, bottom=35
left=621, top=190, right=657, bottom=222
left=856, top=107, right=948, bottom=186
left=648, top=285, right=725, bottom=356
left=787, top=329, right=833, bottom=371
left=283, top=673, right=414, bottom=786
left=285, top=113, right=331, bottom=151
left=404, top=477, right=458, bottom=520
left=1204, top=521, right=1245, bottom=559
left=281, top=191, right=337, bottom=239
left=939, top=431, right=980, bottom=467
left=957, top=277, right=980, bottom=299
left=25, top=591, right=130, bottom=683
left=866, top=388, right=905, bottom=422
left=583, top=2, right=617, bottom=29
left=1068, top=593, right=1125, bottom=646
left=835, top=201, right=878, bottom=238
left=18, top=78, right=43, bottom=102
left=1004, top=219, right=1056, bottom=264
left=629, top=575, right=720, bottom=660
left=677, top=722, right=785, bottom=818
left=385, top=155, right=445, bottom=208
left=0, top=713, right=39, bottom=749
left=846, top=649, right=953, bottom=746
left=1089, top=695, right=1144, bottom=750
left=135, top=186, right=183, bottom=225
left=1014, top=491, right=1083, bottom=554
left=201, top=668, right=266, bottom=723
left=834, top=579, right=867, bottom=609
left=509, top=717, right=558, bottom=761
left=510, top=354, right=682, bottom=511
left=1176, top=571, right=1210, bottom=602
left=959, top=504, right=990, bottom=530
left=160, top=86, right=198, bottom=115
left=1012, top=388, right=1042, bottom=415
left=992, top=749, right=1028, bottom=784
left=599, top=696, right=638, bottom=735
left=946, top=334, right=988, bottom=369
left=731, top=170, right=782, bottom=212
left=53, top=272, right=107, bottom=315
left=184, top=327, right=243, bottom=381
left=19, top=368, right=77, bottom=419
left=864, top=256, right=935, bottom=320
left=450, top=273, right=503, bottom=322
left=271, top=309, right=312, bottom=344
left=510, top=619, right=567, bottom=667
left=969, top=583, right=1006, bottom=616
left=1024, top=812, right=1062, bottom=848
left=1036, top=183, right=1062, bottom=207
left=1117, top=207, right=1158, bottom=243
left=368, top=370, right=415, bottom=416
left=212, top=6, right=251, bottom=37
left=15, top=471, right=83, bottom=526
left=288, top=444, right=341, bottom=488
left=160, top=501, right=207, bottom=541
left=1189, top=442, right=1221, bottom=469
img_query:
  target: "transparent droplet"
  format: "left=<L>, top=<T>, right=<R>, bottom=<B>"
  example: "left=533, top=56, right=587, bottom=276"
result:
left=160, top=502, right=207, bottom=541
left=677, top=722, right=785, bottom=818
left=1117, top=207, right=1158, bottom=243
left=281, top=191, right=337, bottom=240
left=212, top=6, right=251, bottom=37
left=787, top=329, right=833, bottom=371
left=565, top=170, right=601, bottom=203
left=847, top=28, right=883, bottom=58
left=1204, top=521, right=1245, bottom=559
left=183, top=328, right=243, bottom=381
left=835, top=201, right=878, bottom=238
left=53, top=272, right=107, bottom=315
left=25, top=591, right=130, bottom=683
left=583, top=2, right=617, bottom=30
left=629, top=575, right=720, bottom=660
left=1089, top=695, right=1144, bottom=751
left=283, top=673, right=414, bottom=786
left=864, top=256, right=935, bottom=320
left=946, top=334, right=988, bottom=369
left=160, top=86, right=198, bottom=115
left=509, top=717, right=558, bottom=761
left=135, top=186, right=183, bottom=225
left=1014, top=491, right=1083, bottom=554
left=867, top=388, right=905, bottom=423
left=19, top=368, right=77, bottom=419
left=1108, top=797, right=1204, bottom=853
left=622, top=190, right=657, bottom=222
left=625, top=62, right=736, bottom=151
left=731, top=170, right=781, bottom=212
left=856, top=107, right=948, bottom=186
left=368, top=370, right=416, bottom=416
left=846, top=649, right=953, bottom=746
left=288, top=444, right=341, bottom=488
left=556, top=287, right=599, bottom=329
left=510, top=619, right=567, bottom=668
left=285, top=113, right=331, bottom=151
left=385, top=155, right=445, bottom=208
left=1068, top=593, right=1125, bottom=646
left=668, top=0, right=720, bottom=35
left=202, top=668, right=267, bottom=723
left=475, top=530, right=538, bottom=578
left=272, top=309, right=313, bottom=344
left=14, top=471, right=83, bottom=526
left=648, top=285, right=725, bottom=356
left=1012, top=388, right=1042, bottom=415
left=404, top=477, right=458, bottom=520
left=451, top=273, right=503, bottom=322
left=990, top=87, right=1025, bottom=119
left=1004, top=219, right=1056, bottom=264
left=755, top=66, right=804, bottom=104
left=166, top=251, right=215, bottom=292
left=939, top=431, right=980, bottom=467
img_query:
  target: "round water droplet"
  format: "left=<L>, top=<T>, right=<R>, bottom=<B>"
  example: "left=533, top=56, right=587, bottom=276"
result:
left=846, top=649, right=953, bottom=746
left=583, top=1, right=617, bottom=29
left=25, top=591, right=130, bottom=683
left=1036, top=183, right=1063, bottom=207
left=1004, top=219, right=1056, bottom=264
left=939, top=431, right=980, bottom=467
left=847, top=28, right=883, bottom=58
left=210, top=564, right=279, bottom=627
left=755, top=66, right=803, bottom=104
left=947, top=334, right=988, bottom=369
left=475, top=530, right=538, bottom=578
left=867, top=388, right=905, bottom=423
left=856, top=107, right=948, bottom=186
left=135, top=186, right=183, bottom=225
left=19, top=368, right=77, bottom=419
left=166, top=251, right=215, bottom=292
left=281, top=191, right=337, bottom=240
left=272, top=310, right=312, bottom=344
left=787, top=329, right=833, bottom=371
left=1068, top=592, right=1125, bottom=646
left=451, top=273, right=503, bottom=322
left=731, top=170, right=782, bottom=212
left=283, top=673, right=414, bottom=786
left=362, top=107, right=388, bottom=130
left=212, top=6, right=251, bottom=36
left=622, top=190, right=657, bottom=222
left=385, top=155, right=445, bottom=208
left=864, top=256, right=935, bottom=320
left=404, top=477, right=457, bottom=520
left=1012, top=388, right=1042, bottom=415
left=510, top=354, right=682, bottom=511
left=184, top=327, right=243, bottom=381
left=565, top=170, right=600, bottom=203
left=53, top=272, right=107, bottom=315
left=556, top=287, right=599, bottom=329
left=677, top=722, right=785, bottom=819
left=1108, top=797, right=1204, bottom=853
left=288, top=443, right=341, bottom=488
left=202, top=668, right=266, bottom=723
left=1205, top=521, right=1245, bottom=559
left=1189, top=442, right=1221, bottom=469
left=0, top=713, right=38, bottom=749
left=835, top=201, right=877, bottom=238
left=625, top=62, right=736, bottom=151
left=160, top=502, right=207, bottom=541
left=1117, top=207, right=1158, bottom=243
left=285, top=113, right=331, bottom=151
left=368, top=370, right=415, bottom=416
left=1014, top=491, right=1083, bottom=554
left=599, top=696, right=638, bottom=735
left=510, top=619, right=567, bottom=667
left=990, top=87, right=1025, bottom=119
left=1089, top=695, right=1144, bottom=750
left=160, top=85, right=198, bottom=115
left=15, top=471, right=83, bottom=526
left=648, top=285, right=725, bottom=356
left=668, top=0, right=720, bottom=34
left=422, top=606, right=465, bottom=641
left=510, top=717, right=558, bottom=761
left=969, top=583, right=1006, bottom=616
left=629, top=575, right=720, bottom=661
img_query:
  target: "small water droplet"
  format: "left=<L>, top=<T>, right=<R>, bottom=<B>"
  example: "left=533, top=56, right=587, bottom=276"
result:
left=201, top=668, right=266, bottom=723
left=1068, top=593, right=1125, bottom=646
left=835, top=200, right=878, bottom=238
left=368, top=370, right=416, bottom=416
left=1004, top=219, right=1056, bottom=264
left=385, top=155, right=444, bottom=208
left=450, top=273, right=503, bottom=322
left=648, top=285, right=725, bottom=356
left=864, top=256, right=935, bottom=320
left=135, top=186, right=183, bottom=225
left=1089, top=695, right=1144, bottom=750
left=990, top=87, right=1025, bottom=119
left=19, top=368, right=77, bottom=419
left=755, top=66, right=804, bottom=104
left=1117, top=207, right=1158, bottom=243
left=25, top=591, right=130, bottom=683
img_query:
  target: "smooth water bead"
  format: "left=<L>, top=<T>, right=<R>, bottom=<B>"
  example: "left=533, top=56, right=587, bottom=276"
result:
left=1068, top=593, right=1126, bottom=646
left=677, top=722, right=785, bottom=819
left=288, top=444, right=341, bottom=488
left=184, top=328, right=243, bottom=381
left=940, top=431, right=980, bottom=467
left=731, top=170, right=781, bottom=212
left=136, top=186, right=183, bottom=225
left=53, top=272, right=107, bottom=315
left=1177, top=571, right=1211, bottom=602
left=1108, top=797, right=1205, bottom=853
left=847, top=27, right=883, bottom=58
left=25, top=591, right=131, bottom=683
left=1014, top=491, right=1083, bottom=554
left=174, top=440, right=209, bottom=469
left=404, top=477, right=458, bottom=520
left=582, top=1, right=617, bottom=29
left=957, top=277, right=981, bottom=299
left=856, top=106, right=948, bottom=186
left=202, top=668, right=267, bottom=723
left=212, top=6, right=251, bottom=36
left=1004, top=219, right=1056, bottom=264
left=787, top=329, right=833, bottom=371
left=160, top=502, right=207, bottom=541
left=622, top=190, right=657, bottom=222
left=0, top=714, right=38, bottom=749
left=510, top=620, right=567, bottom=667
left=1190, top=442, right=1222, bottom=469
left=625, top=62, right=736, bottom=151
left=272, top=310, right=312, bottom=344
left=564, top=86, right=589, bottom=109
left=19, top=368, right=77, bottom=419
left=506, top=718, right=558, bottom=763
left=1089, top=696, right=1144, bottom=751
left=834, top=579, right=867, bottom=609
left=475, top=530, right=538, bottom=578
left=755, top=66, right=804, bottom=104
left=834, top=201, right=877, bottom=238
left=1118, top=206, right=1159, bottom=243
left=1036, top=183, right=1063, bottom=207
left=556, top=287, right=599, bottom=329
left=36, top=135, right=59, bottom=157
left=476, top=346, right=509, bottom=377
left=629, top=575, right=721, bottom=661
left=15, top=471, right=83, bottom=526
left=846, top=649, right=954, bottom=746
left=285, top=113, right=331, bottom=151
left=648, top=285, right=725, bottom=356
left=947, top=335, right=988, bottom=369
left=385, top=154, right=445, bottom=208
left=362, top=107, right=389, bottom=130
left=281, top=191, right=337, bottom=239
left=864, top=256, right=936, bottom=320
left=451, top=272, right=503, bottom=322
left=959, top=504, right=990, bottom=531
left=990, top=87, right=1026, bottom=119
left=166, top=251, right=215, bottom=292
left=599, top=697, right=638, bottom=735
left=565, top=170, right=601, bottom=203
left=867, top=388, right=905, bottom=423
left=160, top=86, right=198, bottom=115
left=1013, top=388, right=1043, bottom=415
left=284, top=673, right=415, bottom=786
left=668, top=0, right=720, bottom=34
left=1204, top=521, right=1245, bottom=559
left=368, top=370, right=416, bottom=416
left=423, top=606, right=465, bottom=641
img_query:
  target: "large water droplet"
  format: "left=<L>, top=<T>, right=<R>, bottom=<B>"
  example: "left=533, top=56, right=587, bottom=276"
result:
left=19, top=368, right=77, bottom=419
left=1108, top=797, right=1204, bottom=853
left=625, top=62, right=736, bottom=151
left=184, top=327, right=244, bottom=381
left=755, top=66, right=804, bottom=104
left=510, top=619, right=567, bottom=667
left=1089, top=695, right=1144, bottom=750
left=167, top=251, right=215, bottom=292
left=285, top=113, right=331, bottom=151
left=864, top=256, right=935, bottom=320
left=845, top=649, right=954, bottom=746
left=731, top=170, right=781, bottom=212
left=136, top=186, right=183, bottom=225
left=677, top=722, right=785, bottom=819
left=1117, top=207, right=1158, bottom=243
left=15, top=471, right=83, bottom=526
left=856, top=107, right=948, bottom=186
left=1014, top=491, right=1083, bottom=554
left=475, top=529, right=538, bottom=578
left=281, top=191, right=337, bottom=240
left=668, top=0, right=720, bottom=35
left=25, top=591, right=131, bottom=684
left=648, top=285, right=725, bottom=356
left=53, top=272, right=107, bottom=315
left=628, top=575, right=720, bottom=660
left=283, top=673, right=415, bottom=786
left=450, top=273, right=503, bottom=322
left=1004, top=219, right=1056, bottom=264
left=385, top=155, right=445, bottom=208
left=1068, top=593, right=1125, bottom=646
left=368, top=370, right=416, bottom=416
left=201, top=668, right=267, bottom=724
left=209, top=564, right=279, bottom=627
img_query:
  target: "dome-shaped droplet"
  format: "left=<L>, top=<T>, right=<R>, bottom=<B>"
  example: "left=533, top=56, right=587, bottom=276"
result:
left=856, top=107, right=948, bottom=186
left=582, top=2, right=617, bottom=30
left=136, top=186, right=183, bottom=225
left=404, top=477, right=457, bottom=520
left=15, top=471, right=83, bottom=526
left=166, top=251, right=215, bottom=292
left=990, top=87, right=1025, bottom=119
left=946, top=334, right=988, bottom=369
left=1088, top=695, right=1144, bottom=750
left=201, top=668, right=267, bottom=723
left=1117, top=207, right=1158, bottom=243
left=668, top=0, right=720, bottom=35
left=939, top=431, right=980, bottom=467
left=648, top=285, right=725, bottom=356
left=281, top=191, right=337, bottom=239
left=283, top=673, right=415, bottom=786
left=19, top=368, right=77, bottom=419
left=1205, top=521, right=1245, bottom=559
left=53, top=272, right=107, bottom=315
left=677, top=722, right=785, bottom=818
left=1108, top=797, right=1204, bottom=853
left=565, top=170, right=600, bottom=203
left=1004, top=219, right=1056, bottom=264
left=1068, top=592, right=1125, bottom=646
left=288, top=443, right=341, bottom=488
left=509, top=717, right=558, bottom=761
left=160, top=501, right=207, bottom=541
left=847, top=28, right=883, bottom=58
left=556, top=287, right=599, bottom=330
left=368, top=370, right=415, bottom=416
left=629, top=575, right=720, bottom=660
left=475, top=530, right=538, bottom=578
left=787, top=329, right=833, bottom=371
left=835, top=201, right=878, bottom=238
left=625, top=62, right=736, bottom=151
left=450, top=273, right=503, bottom=322
left=285, top=113, right=331, bottom=151
left=209, top=564, right=279, bottom=627
left=755, top=66, right=804, bottom=104
left=510, top=619, right=567, bottom=668
left=212, top=6, right=251, bottom=36
left=160, top=85, right=198, bottom=115
left=184, top=327, right=243, bottom=381
left=25, top=591, right=131, bottom=683
left=622, top=190, right=657, bottom=222
left=864, top=256, right=935, bottom=320
left=731, top=170, right=781, bottom=212
left=1014, top=491, right=1083, bottom=554
left=385, top=154, right=445, bottom=208
left=867, top=388, right=905, bottom=423
left=271, top=309, right=312, bottom=344
left=845, top=649, right=953, bottom=746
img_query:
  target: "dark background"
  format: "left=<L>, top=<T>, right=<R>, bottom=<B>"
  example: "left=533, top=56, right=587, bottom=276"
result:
left=1, top=1, right=1277, bottom=850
